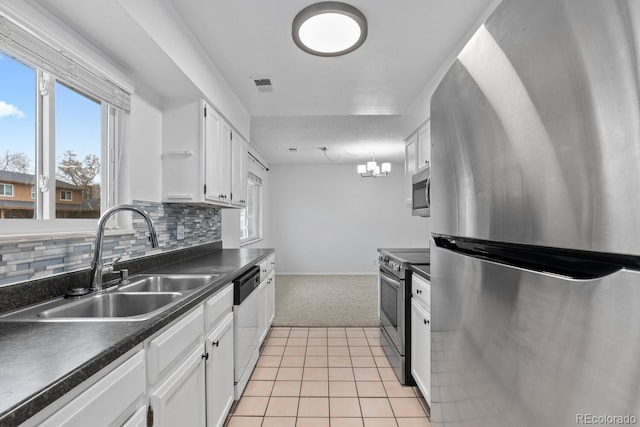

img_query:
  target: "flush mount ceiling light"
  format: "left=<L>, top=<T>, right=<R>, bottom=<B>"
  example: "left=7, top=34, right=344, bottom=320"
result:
left=292, top=2, right=368, bottom=57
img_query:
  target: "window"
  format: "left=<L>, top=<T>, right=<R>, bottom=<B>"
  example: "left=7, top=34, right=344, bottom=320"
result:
left=0, top=184, right=14, bottom=197
left=0, top=12, right=130, bottom=232
left=240, top=173, right=263, bottom=243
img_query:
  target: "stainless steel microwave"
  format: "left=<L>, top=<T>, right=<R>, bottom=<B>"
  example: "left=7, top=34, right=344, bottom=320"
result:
left=411, top=166, right=430, bottom=217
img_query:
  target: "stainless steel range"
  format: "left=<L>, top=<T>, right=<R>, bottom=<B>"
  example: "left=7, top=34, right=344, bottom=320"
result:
left=377, top=248, right=430, bottom=385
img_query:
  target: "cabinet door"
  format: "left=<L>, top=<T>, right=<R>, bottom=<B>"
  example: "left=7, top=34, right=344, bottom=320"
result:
left=267, top=272, right=275, bottom=327
left=417, top=120, right=431, bottom=168
left=149, top=344, right=206, bottom=427
left=219, top=121, right=232, bottom=202
left=204, top=102, right=224, bottom=203
left=411, top=299, right=431, bottom=405
left=258, top=280, right=269, bottom=344
left=230, top=134, right=247, bottom=207
left=405, top=134, right=418, bottom=207
left=205, top=313, right=235, bottom=427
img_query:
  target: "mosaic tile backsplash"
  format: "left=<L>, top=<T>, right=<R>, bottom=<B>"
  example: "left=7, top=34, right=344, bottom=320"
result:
left=0, top=200, right=221, bottom=286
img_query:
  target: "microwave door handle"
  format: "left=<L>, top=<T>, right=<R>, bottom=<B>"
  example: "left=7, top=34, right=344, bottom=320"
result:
left=426, top=175, right=431, bottom=208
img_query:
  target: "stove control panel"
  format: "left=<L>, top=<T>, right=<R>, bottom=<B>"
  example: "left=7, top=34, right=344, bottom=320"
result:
left=378, top=254, right=402, bottom=271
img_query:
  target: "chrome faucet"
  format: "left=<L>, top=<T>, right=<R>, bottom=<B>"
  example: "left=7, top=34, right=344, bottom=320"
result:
left=89, top=204, right=159, bottom=292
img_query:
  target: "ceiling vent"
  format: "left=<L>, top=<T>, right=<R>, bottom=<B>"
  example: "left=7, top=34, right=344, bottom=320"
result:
left=251, top=77, right=274, bottom=92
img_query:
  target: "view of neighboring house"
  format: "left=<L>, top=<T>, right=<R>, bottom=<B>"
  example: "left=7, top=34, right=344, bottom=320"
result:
left=0, top=170, right=99, bottom=219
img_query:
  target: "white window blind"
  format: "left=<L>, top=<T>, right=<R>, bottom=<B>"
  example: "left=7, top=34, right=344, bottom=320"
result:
left=0, top=14, right=131, bottom=111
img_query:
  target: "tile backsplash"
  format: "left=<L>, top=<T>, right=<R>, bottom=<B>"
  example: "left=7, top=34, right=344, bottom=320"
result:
left=0, top=200, right=221, bottom=286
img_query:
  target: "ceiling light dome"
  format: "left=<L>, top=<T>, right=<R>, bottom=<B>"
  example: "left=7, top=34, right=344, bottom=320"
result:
left=292, top=2, right=368, bottom=57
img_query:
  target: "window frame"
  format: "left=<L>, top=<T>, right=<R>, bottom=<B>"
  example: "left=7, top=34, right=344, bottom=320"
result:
left=0, top=5, right=132, bottom=237
left=240, top=173, right=263, bottom=245
left=0, top=55, right=122, bottom=235
left=0, top=184, right=15, bottom=197
left=59, top=190, right=73, bottom=201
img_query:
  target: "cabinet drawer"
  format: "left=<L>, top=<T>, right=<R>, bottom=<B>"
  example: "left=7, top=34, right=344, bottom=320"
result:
left=41, top=350, right=145, bottom=427
left=259, top=254, right=275, bottom=281
left=412, top=274, right=430, bottom=311
left=204, top=283, right=233, bottom=332
left=147, top=306, right=204, bottom=386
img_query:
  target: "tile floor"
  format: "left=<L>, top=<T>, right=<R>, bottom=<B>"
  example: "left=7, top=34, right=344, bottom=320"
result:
left=226, top=327, right=431, bottom=427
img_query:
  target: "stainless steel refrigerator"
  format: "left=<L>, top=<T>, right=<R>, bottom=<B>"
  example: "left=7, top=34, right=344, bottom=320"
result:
left=430, top=0, right=640, bottom=425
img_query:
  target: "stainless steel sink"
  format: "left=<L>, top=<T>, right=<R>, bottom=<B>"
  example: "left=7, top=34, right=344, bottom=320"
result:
left=117, top=274, right=218, bottom=294
left=38, top=292, right=182, bottom=319
left=0, top=273, right=221, bottom=322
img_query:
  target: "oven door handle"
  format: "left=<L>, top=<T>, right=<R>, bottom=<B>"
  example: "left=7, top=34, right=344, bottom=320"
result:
left=379, top=270, right=402, bottom=289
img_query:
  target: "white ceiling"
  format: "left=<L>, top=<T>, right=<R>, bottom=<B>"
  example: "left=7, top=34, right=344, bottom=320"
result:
left=33, top=0, right=496, bottom=165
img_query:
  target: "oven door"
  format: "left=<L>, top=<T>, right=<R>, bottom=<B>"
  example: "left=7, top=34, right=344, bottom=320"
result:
left=379, top=268, right=405, bottom=354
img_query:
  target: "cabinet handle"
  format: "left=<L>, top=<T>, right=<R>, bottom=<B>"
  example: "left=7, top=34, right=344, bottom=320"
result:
left=417, top=289, right=422, bottom=294
left=424, top=319, right=429, bottom=325
left=212, top=341, right=219, bottom=347
left=202, top=352, right=209, bottom=360
left=147, top=405, right=154, bottom=427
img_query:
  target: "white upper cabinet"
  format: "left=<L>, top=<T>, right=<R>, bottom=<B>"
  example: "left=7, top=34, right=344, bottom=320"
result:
left=404, top=132, right=418, bottom=208
left=404, top=119, right=431, bottom=208
left=417, top=120, right=431, bottom=169
left=230, top=133, right=248, bottom=207
left=162, top=99, right=245, bottom=208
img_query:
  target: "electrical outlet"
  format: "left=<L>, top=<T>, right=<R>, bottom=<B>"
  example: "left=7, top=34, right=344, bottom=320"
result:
left=177, top=224, right=185, bottom=240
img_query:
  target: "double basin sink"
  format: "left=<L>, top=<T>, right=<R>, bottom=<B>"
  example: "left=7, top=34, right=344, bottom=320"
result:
left=0, top=274, right=221, bottom=322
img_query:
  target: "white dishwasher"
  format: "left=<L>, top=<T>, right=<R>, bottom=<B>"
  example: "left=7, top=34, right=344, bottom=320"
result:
left=232, top=266, right=261, bottom=399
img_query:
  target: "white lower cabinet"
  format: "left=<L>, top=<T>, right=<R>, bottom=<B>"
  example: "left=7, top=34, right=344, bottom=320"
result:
left=257, top=255, right=276, bottom=347
left=258, top=279, right=269, bottom=344
left=145, top=285, right=235, bottom=427
left=257, top=270, right=276, bottom=346
left=34, top=281, right=240, bottom=427
left=205, top=312, right=234, bottom=427
left=411, top=298, right=431, bottom=405
left=266, top=272, right=275, bottom=327
left=40, top=350, right=146, bottom=427
left=148, top=344, right=206, bottom=427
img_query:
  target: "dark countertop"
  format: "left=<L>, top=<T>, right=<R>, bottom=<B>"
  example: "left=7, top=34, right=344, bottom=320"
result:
left=410, top=264, right=430, bottom=280
left=0, top=247, right=274, bottom=426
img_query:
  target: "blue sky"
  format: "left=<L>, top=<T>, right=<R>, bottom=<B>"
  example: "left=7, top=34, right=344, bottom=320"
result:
left=0, top=51, right=101, bottom=176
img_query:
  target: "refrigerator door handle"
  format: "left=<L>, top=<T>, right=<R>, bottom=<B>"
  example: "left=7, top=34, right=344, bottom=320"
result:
left=433, top=235, right=634, bottom=280
left=426, top=175, right=431, bottom=208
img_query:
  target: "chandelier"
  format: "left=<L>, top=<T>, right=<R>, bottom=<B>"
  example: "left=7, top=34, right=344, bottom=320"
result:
left=357, top=156, right=390, bottom=178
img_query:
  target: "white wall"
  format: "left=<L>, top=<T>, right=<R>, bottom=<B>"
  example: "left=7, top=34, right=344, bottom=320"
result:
left=118, top=0, right=250, bottom=139
left=270, top=164, right=428, bottom=274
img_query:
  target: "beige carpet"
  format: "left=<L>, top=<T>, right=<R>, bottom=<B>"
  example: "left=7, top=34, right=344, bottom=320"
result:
left=273, top=274, right=378, bottom=327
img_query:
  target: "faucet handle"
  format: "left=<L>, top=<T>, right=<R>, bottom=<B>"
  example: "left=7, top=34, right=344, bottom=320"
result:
left=101, top=256, right=122, bottom=274
left=119, top=268, right=129, bottom=284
